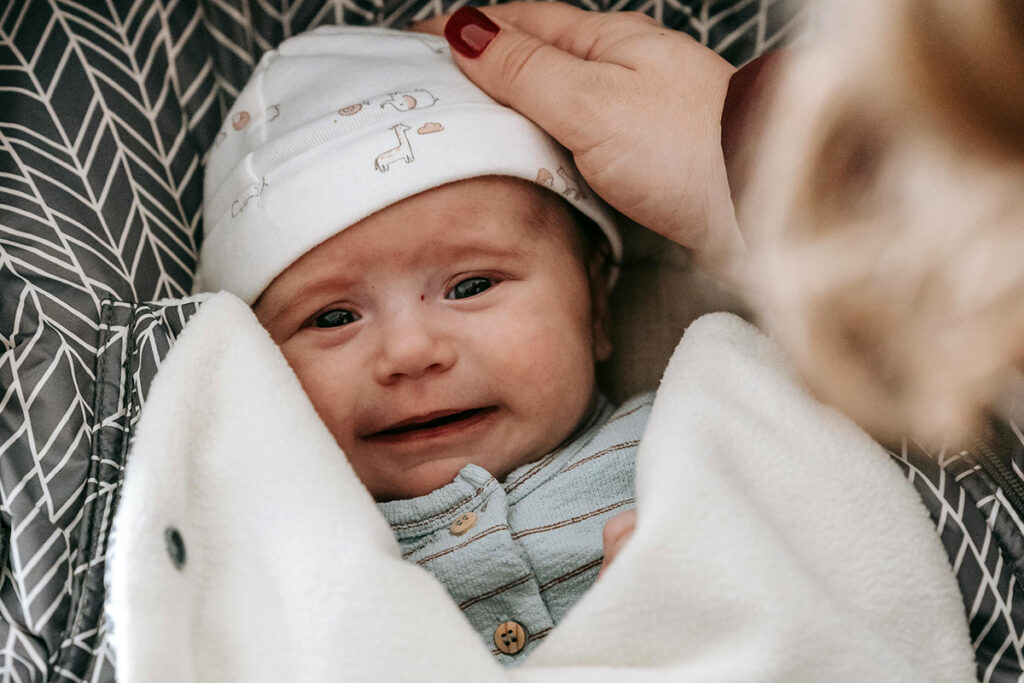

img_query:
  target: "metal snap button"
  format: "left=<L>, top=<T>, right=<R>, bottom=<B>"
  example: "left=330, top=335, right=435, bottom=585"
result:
left=164, top=526, right=186, bottom=570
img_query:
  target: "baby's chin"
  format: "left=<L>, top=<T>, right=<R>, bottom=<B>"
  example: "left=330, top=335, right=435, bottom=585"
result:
left=369, top=457, right=470, bottom=502
left=369, top=454, right=528, bottom=502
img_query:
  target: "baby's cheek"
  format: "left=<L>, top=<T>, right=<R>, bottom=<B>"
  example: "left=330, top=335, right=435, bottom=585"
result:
left=281, top=351, right=325, bottom=404
left=488, top=318, right=569, bottom=384
left=282, top=349, right=357, bottom=445
left=498, top=311, right=594, bottom=420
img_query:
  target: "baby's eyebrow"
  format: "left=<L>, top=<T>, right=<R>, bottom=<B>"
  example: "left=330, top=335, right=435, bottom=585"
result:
left=260, top=273, right=358, bottom=325
left=429, top=240, right=526, bottom=262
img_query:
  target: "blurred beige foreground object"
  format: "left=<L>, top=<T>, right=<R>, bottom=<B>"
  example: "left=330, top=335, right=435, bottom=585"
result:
left=740, top=0, right=1024, bottom=445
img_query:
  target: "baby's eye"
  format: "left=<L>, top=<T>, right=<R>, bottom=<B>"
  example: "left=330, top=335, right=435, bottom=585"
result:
left=313, top=309, right=360, bottom=328
left=446, top=277, right=493, bottom=300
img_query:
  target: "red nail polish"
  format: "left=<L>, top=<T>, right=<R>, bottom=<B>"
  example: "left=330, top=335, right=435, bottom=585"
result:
left=444, top=6, right=499, bottom=58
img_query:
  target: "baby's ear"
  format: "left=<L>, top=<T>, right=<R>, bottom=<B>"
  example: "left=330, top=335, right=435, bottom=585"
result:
left=588, top=251, right=613, bottom=362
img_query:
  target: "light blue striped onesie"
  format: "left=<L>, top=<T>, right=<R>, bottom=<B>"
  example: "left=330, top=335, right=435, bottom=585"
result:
left=378, top=391, right=653, bottom=665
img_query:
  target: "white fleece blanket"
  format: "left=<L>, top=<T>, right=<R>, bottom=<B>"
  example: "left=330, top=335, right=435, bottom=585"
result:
left=107, top=292, right=976, bottom=682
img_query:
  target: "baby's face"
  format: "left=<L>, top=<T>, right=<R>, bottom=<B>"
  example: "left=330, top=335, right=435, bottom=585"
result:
left=255, top=177, right=610, bottom=501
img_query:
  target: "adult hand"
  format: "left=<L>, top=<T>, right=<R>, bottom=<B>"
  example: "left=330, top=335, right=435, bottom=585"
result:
left=412, top=3, right=745, bottom=273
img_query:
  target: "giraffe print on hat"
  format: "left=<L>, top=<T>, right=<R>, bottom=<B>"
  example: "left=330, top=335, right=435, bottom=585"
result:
left=374, top=124, right=414, bottom=173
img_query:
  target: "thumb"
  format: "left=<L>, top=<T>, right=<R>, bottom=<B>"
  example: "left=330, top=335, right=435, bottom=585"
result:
left=442, top=6, right=617, bottom=155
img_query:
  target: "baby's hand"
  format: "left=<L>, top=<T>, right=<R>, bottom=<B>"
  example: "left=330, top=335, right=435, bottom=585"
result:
left=598, top=510, right=637, bottom=578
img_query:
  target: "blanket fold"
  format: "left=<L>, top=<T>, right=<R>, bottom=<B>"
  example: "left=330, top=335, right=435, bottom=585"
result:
left=107, top=293, right=975, bottom=682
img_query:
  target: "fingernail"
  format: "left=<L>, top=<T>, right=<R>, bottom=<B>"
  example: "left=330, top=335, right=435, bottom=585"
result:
left=444, top=6, right=499, bottom=58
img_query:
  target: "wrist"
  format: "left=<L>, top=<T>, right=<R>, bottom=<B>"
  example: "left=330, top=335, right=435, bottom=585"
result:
left=721, top=52, right=786, bottom=222
left=690, top=51, right=785, bottom=280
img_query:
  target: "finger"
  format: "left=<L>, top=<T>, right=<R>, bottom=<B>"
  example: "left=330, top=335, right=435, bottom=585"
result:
left=602, top=509, right=637, bottom=549
left=425, top=3, right=660, bottom=67
left=442, top=6, right=628, bottom=154
left=486, top=3, right=663, bottom=67
left=598, top=510, right=637, bottom=578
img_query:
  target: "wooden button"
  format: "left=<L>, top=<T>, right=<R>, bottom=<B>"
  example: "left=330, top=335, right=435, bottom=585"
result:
left=494, top=621, right=528, bottom=654
left=449, top=511, right=477, bottom=536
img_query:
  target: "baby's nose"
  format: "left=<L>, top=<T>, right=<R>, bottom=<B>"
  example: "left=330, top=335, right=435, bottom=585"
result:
left=372, top=312, right=456, bottom=384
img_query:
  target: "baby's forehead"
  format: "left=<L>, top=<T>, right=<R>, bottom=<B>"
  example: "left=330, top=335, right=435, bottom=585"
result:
left=326, top=179, right=577, bottom=251
left=318, top=214, right=565, bottom=272
left=254, top=177, right=588, bottom=313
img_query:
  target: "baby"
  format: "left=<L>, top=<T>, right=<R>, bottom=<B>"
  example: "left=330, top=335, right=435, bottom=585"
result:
left=198, top=26, right=651, bottom=663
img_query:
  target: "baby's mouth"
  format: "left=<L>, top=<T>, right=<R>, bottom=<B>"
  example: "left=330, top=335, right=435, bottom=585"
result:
left=368, top=407, right=496, bottom=440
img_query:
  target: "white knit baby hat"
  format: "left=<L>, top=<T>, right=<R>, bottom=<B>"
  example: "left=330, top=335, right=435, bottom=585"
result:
left=198, top=26, right=622, bottom=304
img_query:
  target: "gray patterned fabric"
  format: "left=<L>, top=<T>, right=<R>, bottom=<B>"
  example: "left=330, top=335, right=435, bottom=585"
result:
left=0, top=1, right=1021, bottom=681
left=893, top=429, right=1024, bottom=681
